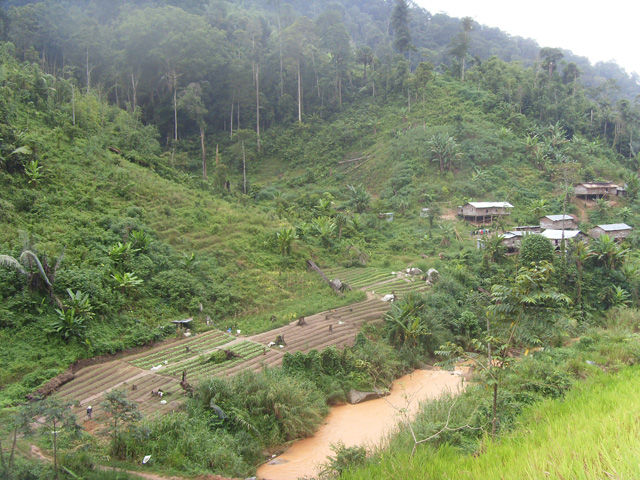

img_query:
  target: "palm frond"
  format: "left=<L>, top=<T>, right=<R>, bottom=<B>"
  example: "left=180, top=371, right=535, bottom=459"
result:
left=0, top=254, right=26, bottom=275
left=20, top=250, right=52, bottom=287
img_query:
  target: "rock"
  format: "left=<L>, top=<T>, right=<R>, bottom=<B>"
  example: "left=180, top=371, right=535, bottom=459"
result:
left=427, top=268, right=440, bottom=283
left=381, top=294, right=395, bottom=302
left=332, top=278, right=343, bottom=290
left=406, top=267, right=423, bottom=276
left=347, top=388, right=389, bottom=404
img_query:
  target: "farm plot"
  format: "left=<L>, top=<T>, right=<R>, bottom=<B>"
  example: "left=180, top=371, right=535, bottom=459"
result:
left=128, top=330, right=234, bottom=369
left=160, top=341, right=268, bottom=381
left=323, top=266, right=428, bottom=297
left=251, top=298, right=389, bottom=356
left=324, top=267, right=392, bottom=290
left=53, top=299, right=391, bottom=423
left=372, top=278, right=429, bottom=296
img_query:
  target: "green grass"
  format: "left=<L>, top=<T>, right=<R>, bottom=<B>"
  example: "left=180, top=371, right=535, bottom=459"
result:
left=343, top=366, right=640, bottom=479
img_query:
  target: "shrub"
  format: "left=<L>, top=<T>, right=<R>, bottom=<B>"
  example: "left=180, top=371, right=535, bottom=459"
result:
left=151, top=269, right=204, bottom=310
left=520, top=234, right=554, bottom=265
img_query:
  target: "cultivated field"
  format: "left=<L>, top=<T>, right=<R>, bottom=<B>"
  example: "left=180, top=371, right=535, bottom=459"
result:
left=57, top=294, right=391, bottom=423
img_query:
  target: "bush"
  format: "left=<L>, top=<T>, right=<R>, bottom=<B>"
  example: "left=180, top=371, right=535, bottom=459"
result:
left=520, top=234, right=554, bottom=265
left=151, top=269, right=204, bottom=311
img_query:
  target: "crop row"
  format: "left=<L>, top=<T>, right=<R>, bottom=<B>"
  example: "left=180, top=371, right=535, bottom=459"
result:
left=160, top=342, right=265, bottom=378
left=130, top=332, right=234, bottom=368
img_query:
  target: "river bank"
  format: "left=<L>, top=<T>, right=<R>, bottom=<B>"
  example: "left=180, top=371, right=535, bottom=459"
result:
left=257, top=367, right=463, bottom=480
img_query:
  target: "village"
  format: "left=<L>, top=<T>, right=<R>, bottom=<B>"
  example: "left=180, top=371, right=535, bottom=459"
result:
left=456, top=181, right=633, bottom=252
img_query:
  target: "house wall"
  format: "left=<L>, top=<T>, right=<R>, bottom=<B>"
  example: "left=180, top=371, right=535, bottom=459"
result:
left=461, top=205, right=511, bottom=217
left=540, top=219, right=578, bottom=229
left=590, top=227, right=631, bottom=240
left=575, top=185, right=616, bottom=197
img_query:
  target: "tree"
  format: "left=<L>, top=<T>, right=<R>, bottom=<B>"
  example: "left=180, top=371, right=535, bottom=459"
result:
left=448, top=17, right=473, bottom=82
left=28, top=397, right=80, bottom=480
left=520, top=234, right=554, bottom=265
left=390, top=0, right=411, bottom=55
left=384, top=292, right=427, bottom=347
left=0, top=248, right=62, bottom=302
left=593, top=234, right=628, bottom=270
left=539, top=47, right=563, bottom=80
left=276, top=227, right=297, bottom=256
left=347, top=184, right=371, bottom=213
left=101, top=389, right=142, bottom=457
left=281, top=17, right=316, bottom=124
left=355, top=46, right=374, bottom=85
left=178, top=82, right=208, bottom=179
left=427, top=133, right=461, bottom=172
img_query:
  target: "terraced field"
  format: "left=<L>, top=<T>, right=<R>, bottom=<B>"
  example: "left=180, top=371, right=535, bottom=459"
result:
left=54, top=266, right=427, bottom=425
left=324, top=266, right=429, bottom=296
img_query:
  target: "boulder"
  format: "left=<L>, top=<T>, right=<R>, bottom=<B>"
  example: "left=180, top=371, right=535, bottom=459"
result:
left=427, top=268, right=440, bottom=283
left=406, top=267, right=423, bottom=276
left=347, top=388, right=389, bottom=404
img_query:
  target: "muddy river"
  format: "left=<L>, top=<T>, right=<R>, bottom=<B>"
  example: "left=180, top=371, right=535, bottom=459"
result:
left=257, top=368, right=463, bottom=480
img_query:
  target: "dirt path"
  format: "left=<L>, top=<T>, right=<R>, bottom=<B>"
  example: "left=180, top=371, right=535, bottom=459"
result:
left=257, top=368, right=463, bottom=480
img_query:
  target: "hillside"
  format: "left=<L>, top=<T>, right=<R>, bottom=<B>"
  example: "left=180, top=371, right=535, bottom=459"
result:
left=2, top=1, right=640, bottom=478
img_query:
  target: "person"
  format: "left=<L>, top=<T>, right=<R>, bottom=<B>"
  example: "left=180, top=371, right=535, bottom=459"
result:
left=86, top=405, right=93, bottom=419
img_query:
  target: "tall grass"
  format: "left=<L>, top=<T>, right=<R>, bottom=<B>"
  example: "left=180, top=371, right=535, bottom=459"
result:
left=343, top=366, right=640, bottom=479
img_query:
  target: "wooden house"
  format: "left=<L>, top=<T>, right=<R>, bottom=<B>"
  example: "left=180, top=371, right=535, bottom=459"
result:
left=457, top=202, right=513, bottom=223
left=540, top=214, right=578, bottom=230
left=540, top=229, right=585, bottom=247
left=589, top=223, right=633, bottom=240
left=513, top=225, right=542, bottom=233
left=501, top=231, right=525, bottom=251
left=574, top=182, right=618, bottom=199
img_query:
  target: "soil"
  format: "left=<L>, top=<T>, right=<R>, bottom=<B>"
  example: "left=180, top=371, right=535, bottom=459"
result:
left=54, top=298, right=390, bottom=425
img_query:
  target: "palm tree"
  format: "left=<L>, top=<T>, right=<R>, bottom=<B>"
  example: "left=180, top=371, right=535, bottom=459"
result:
left=427, top=133, right=461, bottom=172
left=346, top=184, right=371, bottom=213
left=569, top=239, right=593, bottom=310
left=276, top=227, right=297, bottom=256
left=1, top=250, right=56, bottom=296
left=593, top=234, right=628, bottom=270
left=384, top=292, right=426, bottom=347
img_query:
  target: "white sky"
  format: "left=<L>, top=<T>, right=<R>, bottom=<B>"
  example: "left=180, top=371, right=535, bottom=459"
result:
left=415, top=1, right=640, bottom=76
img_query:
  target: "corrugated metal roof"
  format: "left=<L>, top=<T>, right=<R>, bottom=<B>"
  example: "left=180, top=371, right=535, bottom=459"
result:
left=596, top=223, right=632, bottom=231
left=576, top=182, right=618, bottom=188
left=467, top=202, right=514, bottom=209
left=544, top=214, right=574, bottom=221
left=541, top=230, right=583, bottom=240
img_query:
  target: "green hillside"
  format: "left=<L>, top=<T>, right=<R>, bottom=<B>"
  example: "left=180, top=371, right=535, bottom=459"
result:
left=2, top=0, right=640, bottom=478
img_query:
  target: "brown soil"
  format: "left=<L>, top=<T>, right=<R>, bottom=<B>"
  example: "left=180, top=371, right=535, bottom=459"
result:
left=54, top=298, right=390, bottom=426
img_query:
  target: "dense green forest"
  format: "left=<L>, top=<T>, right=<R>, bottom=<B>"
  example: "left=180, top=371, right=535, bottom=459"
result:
left=2, top=0, right=640, bottom=478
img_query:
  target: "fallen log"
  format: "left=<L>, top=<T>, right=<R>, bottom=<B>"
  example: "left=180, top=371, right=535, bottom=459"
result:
left=307, top=260, right=344, bottom=296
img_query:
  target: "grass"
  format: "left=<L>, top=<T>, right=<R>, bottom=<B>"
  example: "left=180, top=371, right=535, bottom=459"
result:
left=343, top=365, right=640, bottom=480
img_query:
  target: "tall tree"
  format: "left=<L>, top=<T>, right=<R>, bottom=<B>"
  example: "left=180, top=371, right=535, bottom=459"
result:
left=178, top=82, right=208, bottom=179
left=390, top=0, right=411, bottom=55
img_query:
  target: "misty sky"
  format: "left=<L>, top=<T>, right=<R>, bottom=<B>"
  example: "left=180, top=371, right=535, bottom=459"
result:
left=416, top=1, right=640, bottom=76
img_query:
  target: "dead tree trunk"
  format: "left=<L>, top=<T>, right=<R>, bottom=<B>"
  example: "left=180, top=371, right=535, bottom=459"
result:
left=307, top=260, right=343, bottom=296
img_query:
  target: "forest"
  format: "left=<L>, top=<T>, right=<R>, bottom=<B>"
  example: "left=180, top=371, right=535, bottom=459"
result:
left=1, top=0, right=640, bottom=478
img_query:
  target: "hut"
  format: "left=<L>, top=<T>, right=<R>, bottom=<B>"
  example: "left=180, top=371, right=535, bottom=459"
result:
left=540, top=229, right=585, bottom=247
left=574, top=182, right=618, bottom=199
left=589, top=223, right=633, bottom=240
left=540, top=214, right=578, bottom=230
left=171, top=318, right=193, bottom=329
left=501, top=231, right=525, bottom=252
left=457, top=202, right=513, bottom=223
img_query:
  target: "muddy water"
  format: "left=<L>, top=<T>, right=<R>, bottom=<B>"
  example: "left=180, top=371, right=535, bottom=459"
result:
left=257, top=368, right=462, bottom=480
